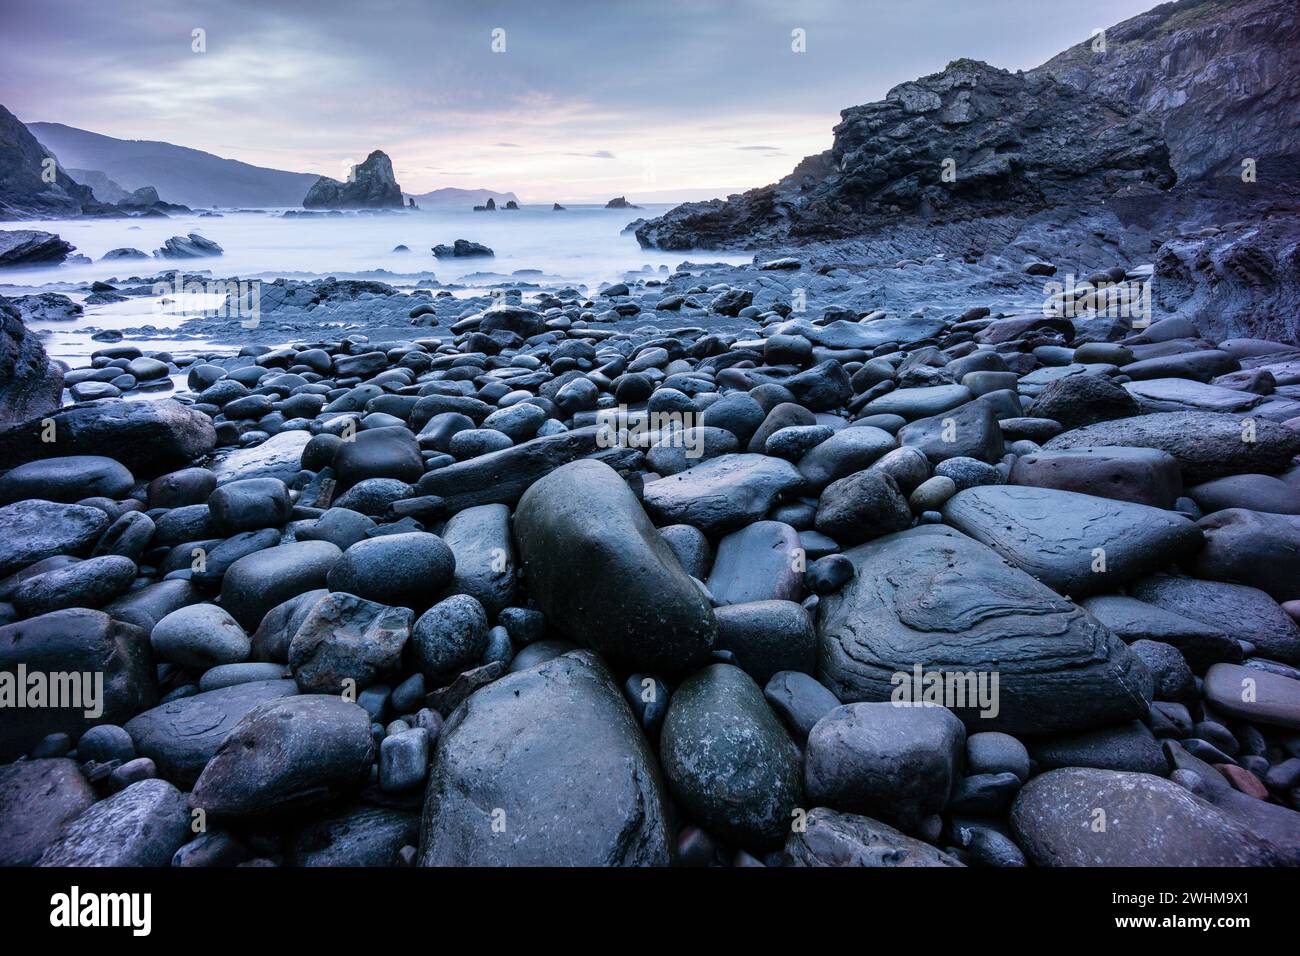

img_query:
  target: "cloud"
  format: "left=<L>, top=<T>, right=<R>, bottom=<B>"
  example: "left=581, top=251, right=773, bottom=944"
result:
left=0, top=0, right=1163, bottom=201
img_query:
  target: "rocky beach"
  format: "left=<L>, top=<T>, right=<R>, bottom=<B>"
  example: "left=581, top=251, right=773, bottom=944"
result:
left=1, top=0, right=1299, bottom=876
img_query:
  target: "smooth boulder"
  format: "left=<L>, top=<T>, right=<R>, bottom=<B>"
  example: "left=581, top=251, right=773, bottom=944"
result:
left=189, top=695, right=375, bottom=818
left=514, top=460, right=716, bottom=671
left=659, top=663, right=803, bottom=849
left=418, top=650, right=671, bottom=866
left=1010, top=768, right=1283, bottom=866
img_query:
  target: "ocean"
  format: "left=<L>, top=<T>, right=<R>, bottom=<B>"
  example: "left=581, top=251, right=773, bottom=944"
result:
left=3, top=203, right=751, bottom=367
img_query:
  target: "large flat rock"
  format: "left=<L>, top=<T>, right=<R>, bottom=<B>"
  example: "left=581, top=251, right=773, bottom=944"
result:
left=942, top=484, right=1202, bottom=597
left=641, top=453, right=803, bottom=535
left=125, top=679, right=300, bottom=786
left=816, top=525, right=1150, bottom=734
left=1203, top=663, right=1300, bottom=730
left=1043, top=411, right=1300, bottom=482
left=1011, top=768, right=1283, bottom=866
left=0, top=398, right=216, bottom=478
left=37, top=779, right=191, bottom=867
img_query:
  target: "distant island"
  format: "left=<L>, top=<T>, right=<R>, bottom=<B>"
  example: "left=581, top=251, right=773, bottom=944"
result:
left=408, top=187, right=519, bottom=208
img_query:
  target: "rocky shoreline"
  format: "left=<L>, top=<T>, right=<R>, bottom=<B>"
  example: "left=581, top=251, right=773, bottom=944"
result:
left=2, top=244, right=1300, bottom=867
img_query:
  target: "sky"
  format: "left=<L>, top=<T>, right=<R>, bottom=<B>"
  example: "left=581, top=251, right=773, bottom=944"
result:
left=1, top=0, right=1162, bottom=203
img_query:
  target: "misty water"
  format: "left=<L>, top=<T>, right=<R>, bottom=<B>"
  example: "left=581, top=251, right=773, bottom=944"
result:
left=3, top=204, right=750, bottom=367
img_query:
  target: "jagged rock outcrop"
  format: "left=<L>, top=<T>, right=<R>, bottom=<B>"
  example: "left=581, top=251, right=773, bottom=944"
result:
left=153, top=233, right=223, bottom=259
left=1151, top=214, right=1300, bottom=343
left=0, top=296, right=64, bottom=429
left=0, top=230, right=74, bottom=267
left=303, top=151, right=404, bottom=209
left=1032, top=0, right=1299, bottom=182
left=636, top=59, right=1172, bottom=250
left=0, top=104, right=105, bottom=219
left=68, top=168, right=130, bottom=203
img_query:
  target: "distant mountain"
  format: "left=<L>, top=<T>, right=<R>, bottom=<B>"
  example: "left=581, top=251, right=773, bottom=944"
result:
left=407, top=187, right=519, bottom=207
left=25, top=122, right=320, bottom=208
left=0, top=106, right=103, bottom=218
left=67, top=168, right=130, bottom=203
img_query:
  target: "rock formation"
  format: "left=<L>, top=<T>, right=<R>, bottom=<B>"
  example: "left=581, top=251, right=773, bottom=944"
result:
left=302, top=150, right=404, bottom=209
left=0, top=105, right=106, bottom=219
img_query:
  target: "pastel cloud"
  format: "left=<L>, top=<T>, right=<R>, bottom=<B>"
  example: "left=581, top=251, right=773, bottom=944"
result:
left=1, top=0, right=1161, bottom=203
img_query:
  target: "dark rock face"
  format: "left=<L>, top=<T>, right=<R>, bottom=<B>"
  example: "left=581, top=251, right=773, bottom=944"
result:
left=817, top=525, right=1150, bottom=734
left=784, top=808, right=964, bottom=867
left=514, top=460, right=716, bottom=671
left=124, top=679, right=299, bottom=786
left=37, top=779, right=190, bottom=867
left=1032, top=0, right=1299, bottom=182
left=0, top=608, right=156, bottom=760
left=0, top=301, right=63, bottom=427
left=0, top=399, right=216, bottom=478
left=288, top=805, right=419, bottom=867
left=0, top=104, right=105, bottom=218
left=1010, top=768, right=1283, bottom=866
left=659, top=663, right=804, bottom=849
left=636, top=58, right=1172, bottom=249
left=0, top=500, right=109, bottom=577
left=189, top=694, right=375, bottom=818
left=303, top=151, right=404, bottom=209
left=1151, top=219, right=1300, bottom=345
left=0, top=758, right=97, bottom=865
left=419, top=651, right=671, bottom=866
